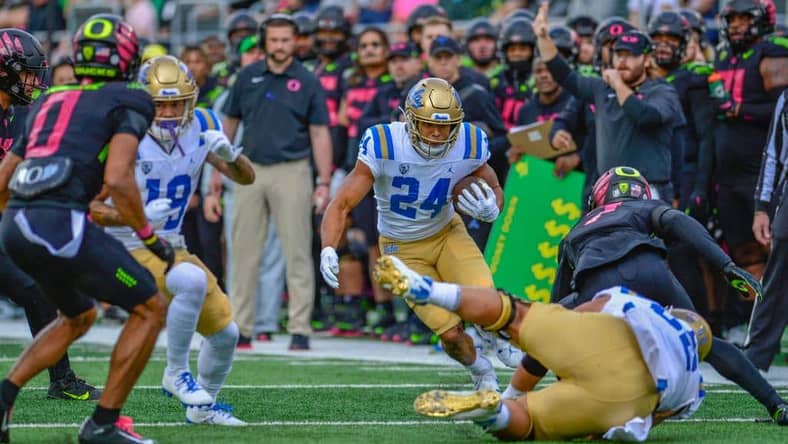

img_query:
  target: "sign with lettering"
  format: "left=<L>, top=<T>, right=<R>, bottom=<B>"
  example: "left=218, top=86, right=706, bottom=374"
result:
left=485, top=156, right=585, bottom=302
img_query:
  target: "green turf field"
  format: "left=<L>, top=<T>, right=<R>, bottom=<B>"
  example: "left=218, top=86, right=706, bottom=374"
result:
left=0, top=340, right=785, bottom=443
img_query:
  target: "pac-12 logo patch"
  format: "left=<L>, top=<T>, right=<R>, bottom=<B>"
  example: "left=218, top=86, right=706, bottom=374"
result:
left=399, top=164, right=409, bottom=175
left=141, top=161, right=153, bottom=175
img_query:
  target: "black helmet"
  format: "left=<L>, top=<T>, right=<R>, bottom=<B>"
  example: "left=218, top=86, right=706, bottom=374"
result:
left=593, top=17, right=635, bottom=67
left=73, top=14, right=140, bottom=82
left=315, top=5, right=351, bottom=36
left=679, top=8, right=706, bottom=37
left=567, top=15, right=598, bottom=37
left=502, top=8, right=536, bottom=26
left=0, top=28, right=47, bottom=105
left=226, top=10, right=258, bottom=44
left=590, top=166, right=652, bottom=209
left=720, top=0, right=776, bottom=51
left=648, top=11, right=690, bottom=68
left=405, top=4, right=447, bottom=38
left=549, top=25, right=579, bottom=63
left=292, top=11, right=315, bottom=36
left=465, top=18, right=497, bottom=44
left=499, top=18, right=536, bottom=53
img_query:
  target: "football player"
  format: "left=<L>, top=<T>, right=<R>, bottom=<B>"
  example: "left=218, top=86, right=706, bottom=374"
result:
left=321, top=77, right=509, bottom=391
left=0, top=29, right=101, bottom=402
left=0, top=14, right=168, bottom=443
left=89, top=55, right=254, bottom=426
left=375, top=256, right=708, bottom=441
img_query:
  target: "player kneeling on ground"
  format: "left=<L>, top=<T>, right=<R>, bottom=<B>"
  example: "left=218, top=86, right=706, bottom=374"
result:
left=90, top=55, right=254, bottom=426
left=374, top=256, right=708, bottom=441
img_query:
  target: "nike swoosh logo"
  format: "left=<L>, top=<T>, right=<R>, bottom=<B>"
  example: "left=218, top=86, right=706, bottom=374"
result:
left=1, top=408, right=9, bottom=433
left=63, top=390, right=90, bottom=400
left=251, top=76, right=264, bottom=83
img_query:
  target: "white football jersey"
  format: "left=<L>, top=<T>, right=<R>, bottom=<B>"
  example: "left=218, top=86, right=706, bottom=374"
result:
left=106, top=108, right=221, bottom=250
left=596, top=287, right=705, bottom=417
left=357, top=122, right=490, bottom=241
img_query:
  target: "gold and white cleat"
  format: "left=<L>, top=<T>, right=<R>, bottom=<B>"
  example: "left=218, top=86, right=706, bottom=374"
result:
left=414, top=390, right=501, bottom=420
left=373, top=256, right=411, bottom=297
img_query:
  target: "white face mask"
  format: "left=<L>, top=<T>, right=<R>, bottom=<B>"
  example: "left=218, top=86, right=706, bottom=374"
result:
left=413, top=139, right=451, bottom=159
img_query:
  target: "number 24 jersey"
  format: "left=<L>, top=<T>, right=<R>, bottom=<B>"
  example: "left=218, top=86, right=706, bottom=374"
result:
left=358, top=121, right=489, bottom=241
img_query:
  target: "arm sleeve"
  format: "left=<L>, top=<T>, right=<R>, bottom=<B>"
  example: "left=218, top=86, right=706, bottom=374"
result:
left=688, top=87, right=716, bottom=194
left=651, top=206, right=732, bottom=270
left=545, top=56, right=599, bottom=102
left=621, top=86, right=684, bottom=130
left=754, top=92, right=786, bottom=211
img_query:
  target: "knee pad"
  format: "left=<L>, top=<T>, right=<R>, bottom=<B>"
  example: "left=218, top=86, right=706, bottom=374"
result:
left=207, top=321, right=239, bottom=349
left=731, top=242, right=768, bottom=268
left=165, top=262, right=208, bottom=298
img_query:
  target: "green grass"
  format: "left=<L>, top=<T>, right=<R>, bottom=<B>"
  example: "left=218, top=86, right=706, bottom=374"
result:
left=0, top=341, right=786, bottom=443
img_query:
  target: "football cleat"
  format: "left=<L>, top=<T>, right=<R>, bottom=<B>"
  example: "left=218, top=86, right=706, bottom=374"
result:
left=78, top=416, right=155, bottom=444
left=495, top=338, right=524, bottom=369
left=48, top=370, right=102, bottom=401
left=467, top=325, right=495, bottom=355
left=0, top=402, right=12, bottom=443
left=774, top=404, right=788, bottom=426
left=414, top=390, right=501, bottom=421
left=373, top=256, right=432, bottom=303
left=161, top=371, right=213, bottom=407
left=186, top=403, right=247, bottom=426
left=472, top=365, right=500, bottom=392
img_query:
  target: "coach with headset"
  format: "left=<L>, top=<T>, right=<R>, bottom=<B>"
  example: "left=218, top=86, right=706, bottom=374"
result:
left=222, top=13, right=332, bottom=351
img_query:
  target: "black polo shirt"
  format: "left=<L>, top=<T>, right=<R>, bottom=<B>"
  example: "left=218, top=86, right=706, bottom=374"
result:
left=222, top=58, right=329, bottom=165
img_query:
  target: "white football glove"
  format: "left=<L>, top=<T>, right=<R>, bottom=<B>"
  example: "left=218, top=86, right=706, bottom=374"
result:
left=320, top=246, right=340, bottom=288
left=202, top=129, right=242, bottom=162
left=144, top=198, right=179, bottom=230
left=456, top=180, right=500, bottom=222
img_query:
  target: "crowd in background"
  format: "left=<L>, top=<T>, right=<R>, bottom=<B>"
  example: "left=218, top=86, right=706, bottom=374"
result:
left=0, top=0, right=786, bottom=369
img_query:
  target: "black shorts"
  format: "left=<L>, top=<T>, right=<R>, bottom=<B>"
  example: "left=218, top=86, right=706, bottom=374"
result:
left=561, top=248, right=696, bottom=311
left=0, top=207, right=158, bottom=317
left=716, top=181, right=757, bottom=249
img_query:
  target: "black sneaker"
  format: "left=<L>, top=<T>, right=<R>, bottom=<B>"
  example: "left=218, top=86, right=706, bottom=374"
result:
left=78, top=417, right=154, bottom=444
left=236, top=334, right=252, bottom=350
left=289, top=334, right=310, bottom=351
left=48, top=370, right=101, bottom=401
left=774, top=404, right=788, bottom=426
left=367, top=313, right=397, bottom=337
left=0, top=402, right=12, bottom=443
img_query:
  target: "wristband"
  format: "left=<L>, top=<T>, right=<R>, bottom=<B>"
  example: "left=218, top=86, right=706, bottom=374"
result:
left=136, top=223, right=154, bottom=240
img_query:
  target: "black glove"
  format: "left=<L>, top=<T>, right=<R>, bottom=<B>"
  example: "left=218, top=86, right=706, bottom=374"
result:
left=722, top=262, right=762, bottom=301
left=142, top=233, right=175, bottom=272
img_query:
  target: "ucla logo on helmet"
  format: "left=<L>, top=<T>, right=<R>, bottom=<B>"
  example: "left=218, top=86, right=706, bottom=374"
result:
left=431, top=113, right=450, bottom=121
left=408, top=86, right=425, bottom=108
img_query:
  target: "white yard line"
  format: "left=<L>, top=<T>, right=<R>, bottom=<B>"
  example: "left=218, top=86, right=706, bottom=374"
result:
left=10, top=418, right=771, bottom=429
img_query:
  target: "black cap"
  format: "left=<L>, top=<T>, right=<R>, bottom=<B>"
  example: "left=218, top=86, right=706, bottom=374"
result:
left=567, top=15, right=598, bottom=37
left=388, top=41, right=419, bottom=59
left=429, top=35, right=462, bottom=56
left=612, top=30, right=652, bottom=55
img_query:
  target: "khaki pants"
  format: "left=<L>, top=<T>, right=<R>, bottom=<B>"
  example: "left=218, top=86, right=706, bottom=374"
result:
left=231, top=159, right=315, bottom=337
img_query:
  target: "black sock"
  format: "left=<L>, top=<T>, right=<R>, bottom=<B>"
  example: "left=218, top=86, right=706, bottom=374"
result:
left=0, top=380, right=20, bottom=408
left=92, top=405, right=120, bottom=426
left=48, top=356, right=72, bottom=383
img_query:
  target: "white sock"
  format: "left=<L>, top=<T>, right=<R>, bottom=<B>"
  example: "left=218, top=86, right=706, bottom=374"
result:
left=501, top=384, right=525, bottom=400
left=164, top=263, right=208, bottom=377
left=429, top=282, right=461, bottom=311
left=483, top=404, right=511, bottom=432
left=465, top=353, right=493, bottom=375
left=197, top=322, right=239, bottom=399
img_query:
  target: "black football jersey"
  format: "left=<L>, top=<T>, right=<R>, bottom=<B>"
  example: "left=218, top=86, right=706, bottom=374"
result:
left=10, top=81, right=154, bottom=209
